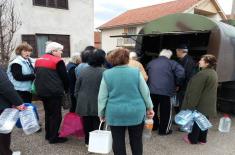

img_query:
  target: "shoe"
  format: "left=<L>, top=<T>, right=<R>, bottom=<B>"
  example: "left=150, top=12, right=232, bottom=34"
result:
left=159, top=130, right=172, bottom=136
left=199, top=141, right=206, bottom=145
left=183, top=135, right=191, bottom=144
left=49, top=137, right=68, bottom=144
left=12, top=151, right=21, bottom=155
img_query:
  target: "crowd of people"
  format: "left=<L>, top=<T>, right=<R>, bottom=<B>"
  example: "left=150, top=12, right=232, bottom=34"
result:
left=0, top=41, right=218, bottom=155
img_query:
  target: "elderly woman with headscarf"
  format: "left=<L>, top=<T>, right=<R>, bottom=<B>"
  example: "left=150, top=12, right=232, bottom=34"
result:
left=34, top=41, right=69, bottom=144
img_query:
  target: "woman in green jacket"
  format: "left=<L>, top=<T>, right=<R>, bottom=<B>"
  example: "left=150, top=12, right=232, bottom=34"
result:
left=182, top=54, right=218, bottom=144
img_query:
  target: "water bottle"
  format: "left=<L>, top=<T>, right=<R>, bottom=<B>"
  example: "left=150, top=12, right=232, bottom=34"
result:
left=143, top=119, right=153, bottom=139
left=0, top=108, right=19, bottom=134
left=19, top=106, right=40, bottom=135
left=218, top=114, right=231, bottom=133
left=193, top=111, right=212, bottom=131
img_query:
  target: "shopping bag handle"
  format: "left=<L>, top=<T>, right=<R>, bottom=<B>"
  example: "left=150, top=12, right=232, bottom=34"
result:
left=99, top=120, right=108, bottom=131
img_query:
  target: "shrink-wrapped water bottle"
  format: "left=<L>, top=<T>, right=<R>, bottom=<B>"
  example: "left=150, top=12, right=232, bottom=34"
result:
left=143, top=119, right=153, bottom=139
left=0, top=108, right=19, bottom=133
left=175, top=110, right=193, bottom=126
left=19, top=106, right=40, bottom=135
left=193, top=111, right=212, bottom=131
left=218, top=114, right=231, bottom=133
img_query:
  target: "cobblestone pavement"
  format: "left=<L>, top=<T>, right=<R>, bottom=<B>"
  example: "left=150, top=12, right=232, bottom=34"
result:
left=11, top=102, right=235, bottom=155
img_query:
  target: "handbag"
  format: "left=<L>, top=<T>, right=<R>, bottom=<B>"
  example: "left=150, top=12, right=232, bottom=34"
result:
left=62, top=93, right=72, bottom=110
left=59, top=112, right=84, bottom=138
left=0, top=108, right=19, bottom=134
left=88, top=121, right=112, bottom=154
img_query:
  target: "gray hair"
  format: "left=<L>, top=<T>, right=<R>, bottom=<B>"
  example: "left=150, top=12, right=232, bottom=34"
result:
left=129, top=52, right=138, bottom=60
left=159, top=49, right=172, bottom=59
left=70, top=55, right=81, bottom=64
left=45, top=41, right=64, bottom=53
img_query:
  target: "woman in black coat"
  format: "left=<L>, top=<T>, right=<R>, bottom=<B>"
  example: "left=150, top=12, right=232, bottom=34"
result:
left=0, top=66, right=25, bottom=155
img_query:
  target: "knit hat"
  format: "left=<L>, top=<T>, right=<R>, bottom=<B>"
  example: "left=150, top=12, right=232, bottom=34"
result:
left=45, top=42, right=64, bottom=53
left=176, top=44, right=188, bottom=52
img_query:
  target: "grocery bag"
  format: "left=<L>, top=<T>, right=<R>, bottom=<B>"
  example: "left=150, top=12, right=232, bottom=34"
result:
left=59, top=112, right=84, bottom=138
left=19, top=106, right=40, bottom=135
left=88, top=121, right=112, bottom=154
left=0, top=108, right=19, bottom=134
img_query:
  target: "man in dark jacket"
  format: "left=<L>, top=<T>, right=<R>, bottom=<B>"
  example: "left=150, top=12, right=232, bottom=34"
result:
left=175, top=44, right=196, bottom=113
left=0, top=66, right=25, bottom=155
left=35, top=42, right=69, bottom=144
left=147, top=49, right=185, bottom=135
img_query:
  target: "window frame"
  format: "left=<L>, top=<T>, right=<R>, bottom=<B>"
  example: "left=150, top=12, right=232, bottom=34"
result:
left=33, top=0, right=69, bottom=10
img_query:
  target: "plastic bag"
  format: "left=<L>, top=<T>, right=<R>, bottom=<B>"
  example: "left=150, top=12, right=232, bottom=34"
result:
left=59, top=112, right=84, bottom=138
left=88, top=121, right=112, bottom=154
left=170, top=95, right=179, bottom=107
left=16, top=103, right=39, bottom=128
left=31, top=81, right=36, bottom=95
left=19, top=106, right=40, bottom=135
left=0, top=108, right=19, bottom=134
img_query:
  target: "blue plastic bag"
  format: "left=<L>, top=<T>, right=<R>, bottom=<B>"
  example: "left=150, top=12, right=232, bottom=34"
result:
left=16, top=103, right=39, bottom=128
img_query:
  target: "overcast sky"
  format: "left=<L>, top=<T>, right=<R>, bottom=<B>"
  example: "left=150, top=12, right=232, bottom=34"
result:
left=94, top=0, right=233, bottom=29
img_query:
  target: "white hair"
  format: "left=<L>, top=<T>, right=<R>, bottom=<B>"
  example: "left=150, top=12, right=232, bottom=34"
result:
left=45, top=41, right=64, bottom=53
left=70, top=55, right=81, bottom=64
left=129, top=52, right=138, bottom=60
left=159, top=49, right=172, bottom=59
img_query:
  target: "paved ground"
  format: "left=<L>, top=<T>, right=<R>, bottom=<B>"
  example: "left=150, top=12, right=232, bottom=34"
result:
left=11, top=102, right=235, bottom=155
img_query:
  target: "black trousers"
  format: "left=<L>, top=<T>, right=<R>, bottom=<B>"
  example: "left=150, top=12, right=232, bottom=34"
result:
left=110, top=123, right=144, bottom=155
left=17, top=90, right=32, bottom=103
left=83, top=116, right=100, bottom=145
left=41, top=96, right=62, bottom=141
left=188, top=121, right=208, bottom=144
left=0, top=110, right=12, bottom=155
left=150, top=94, right=172, bottom=134
left=69, top=94, right=76, bottom=113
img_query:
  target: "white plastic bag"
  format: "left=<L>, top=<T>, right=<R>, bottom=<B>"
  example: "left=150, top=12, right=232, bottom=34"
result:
left=88, top=121, right=112, bottom=154
left=19, top=106, right=40, bottom=135
left=0, top=108, right=19, bottom=134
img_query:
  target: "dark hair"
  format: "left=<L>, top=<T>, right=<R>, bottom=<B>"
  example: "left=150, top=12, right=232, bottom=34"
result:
left=107, top=48, right=129, bottom=66
left=81, top=50, right=92, bottom=63
left=84, top=46, right=95, bottom=51
left=201, top=54, right=217, bottom=69
left=88, top=49, right=106, bottom=67
left=15, top=42, right=33, bottom=55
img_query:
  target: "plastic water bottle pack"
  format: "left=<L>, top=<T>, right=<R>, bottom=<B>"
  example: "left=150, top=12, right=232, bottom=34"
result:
left=193, top=111, right=212, bottom=131
left=0, top=108, right=19, bottom=134
left=175, top=110, right=194, bottom=126
left=19, top=106, right=40, bottom=135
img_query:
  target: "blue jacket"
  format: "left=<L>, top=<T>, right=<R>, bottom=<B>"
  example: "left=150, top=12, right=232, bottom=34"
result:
left=147, top=56, right=185, bottom=96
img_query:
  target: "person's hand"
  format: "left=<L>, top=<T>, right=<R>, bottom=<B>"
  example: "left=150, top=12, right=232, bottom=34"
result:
left=99, top=116, right=105, bottom=122
left=147, top=109, right=155, bottom=119
left=15, top=104, right=27, bottom=111
left=176, top=86, right=180, bottom=91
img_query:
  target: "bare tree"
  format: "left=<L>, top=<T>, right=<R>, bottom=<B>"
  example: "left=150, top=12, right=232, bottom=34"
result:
left=0, top=0, right=21, bottom=68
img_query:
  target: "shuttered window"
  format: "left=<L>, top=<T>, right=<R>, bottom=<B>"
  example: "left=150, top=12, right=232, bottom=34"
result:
left=21, top=34, right=70, bottom=57
left=22, top=35, right=37, bottom=58
left=33, top=0, right=68, bottom=9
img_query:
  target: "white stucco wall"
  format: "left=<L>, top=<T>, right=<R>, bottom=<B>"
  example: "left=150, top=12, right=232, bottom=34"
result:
left=14, top=0, right=94, bottom=57
left=101, top=25, right=144, bottom=52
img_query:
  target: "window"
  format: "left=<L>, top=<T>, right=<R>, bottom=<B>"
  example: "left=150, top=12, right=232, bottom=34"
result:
left=22, top=34, right=70, bottom=58
left=33, top=0, right=68, bottom=9
left=123, top=27, right=137, bottom=44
